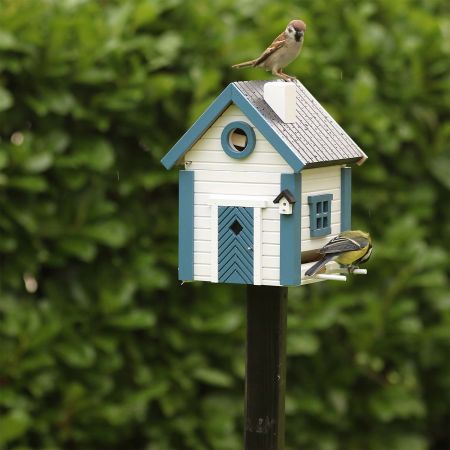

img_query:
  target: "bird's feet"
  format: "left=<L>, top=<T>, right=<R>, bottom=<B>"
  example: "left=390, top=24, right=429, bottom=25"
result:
left=275, top=69, right=297, bottom=82
left=347, top=265, right=359, bottom=274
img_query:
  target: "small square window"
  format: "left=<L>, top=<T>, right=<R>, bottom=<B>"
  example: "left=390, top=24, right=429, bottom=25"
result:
left=308, top=194, right=333, bottom=237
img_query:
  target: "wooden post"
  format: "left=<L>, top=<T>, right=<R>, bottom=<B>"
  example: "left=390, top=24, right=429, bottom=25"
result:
left=245, top=285, right=288, bottom=450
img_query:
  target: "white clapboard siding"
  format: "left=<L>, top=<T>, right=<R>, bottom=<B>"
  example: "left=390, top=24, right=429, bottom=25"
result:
left=192, top=137, right=276, bottom=153
left=194, top=170, right=280, bottom=184
left=194, top=263, right=210, bottom=277
left=194, top=205, right=211, bottom=217
left=263, top=209, right=280, bottom=220
left=187, top=150, right=287, bottom=166
left=264, top=232, right=279, bottom=245
left=194, top=216, right=210, bottom=229
left=262, top=256, right=279, bottom=268
left=262, top=268, right=279, bottom=281
left=195, top=252, right=211, bottom=264
left=262, top=219, right=279, bottom=232
left=186, top=105, right=292, bottom=173
left=261, top=207, right=280, bottom=283
left=262, top=243, right=280, bottom=257
left=301, top=166, right=341, bottom=253
left=190, top=104, right=290, bottom=285
left=194, top=240, right=211, bottom=253
left=300, top=166, right=340, bottom=180
left=188, top=162, right=291, bottom=173
left=194, top=228, right=213, bottom=241
left=196, top=182, right=279, bottom=196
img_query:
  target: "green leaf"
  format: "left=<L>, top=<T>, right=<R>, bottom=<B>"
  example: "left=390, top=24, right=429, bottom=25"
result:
left=58, top=237, right=97, bottom=261
left=0, top=86, right=14, bottom=111
left=0, top=31, right=18, bottom=50
left=22, top=152, right=53, bottom=173
left=7, top=175, right=48, bottom=192
left=0, top=150, right=9, bottom=169
left=193, top=367, right=233, bottom=387
left=0, top=410, right=31, bottom=445
left=55, top=341, right=96, bottom=368
left=287, top=332, right=320, bottom=355
left=429, top=154, right=450, bottom=190
left=100, top=280, right=137, bottom=313
left=82, top=219, right=129, bottom=247
left=108, top=310, right=156, bottom=329
left=56, top=137, right=115, bottom=171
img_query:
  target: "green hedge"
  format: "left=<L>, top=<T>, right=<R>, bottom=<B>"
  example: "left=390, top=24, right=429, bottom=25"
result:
left=0, top=0, right=449, bottom=449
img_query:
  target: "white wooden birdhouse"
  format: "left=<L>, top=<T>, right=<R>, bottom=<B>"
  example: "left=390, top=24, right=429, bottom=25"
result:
left=161, top=80, right=367, bottom=286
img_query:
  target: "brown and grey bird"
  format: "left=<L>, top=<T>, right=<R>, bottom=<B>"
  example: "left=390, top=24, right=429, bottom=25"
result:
left=305, top=230, right=373, bottom=277
left=232, top=19, right=306, bottom=81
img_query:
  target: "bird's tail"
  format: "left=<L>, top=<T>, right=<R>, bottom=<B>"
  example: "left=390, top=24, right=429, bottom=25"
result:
left=232, top=60, right=256, bottom=69
left=305, top=255, right=335, bottom=277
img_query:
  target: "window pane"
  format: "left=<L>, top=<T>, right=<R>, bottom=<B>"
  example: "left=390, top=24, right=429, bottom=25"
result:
left=323, top=201, right=328, bottom=212
left=316, top=202, right=322, bottom=214
left=316, top=217, right=321, bottom=229
left=323, top=216, right=328, bottom=227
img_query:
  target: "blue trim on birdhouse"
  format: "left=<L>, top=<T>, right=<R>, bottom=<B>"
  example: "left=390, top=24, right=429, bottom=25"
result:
left=161, top=85, right=233, bottom=169
left=160, top=83, right=305, bottom=172
left=221, top=121, right=256, bottom=159
left=178, top=170, right=194, bottom=281
left=308, top=194, right=333, bottom=237
left=280, top=173, right=302, bottom=286
left=340, top=167, right=352, bottom=231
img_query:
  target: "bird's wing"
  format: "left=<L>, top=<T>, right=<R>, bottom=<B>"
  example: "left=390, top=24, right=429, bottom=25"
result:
left=253, top=32, right=286, bottom=66
left=320, top=235, right=367, bottom=255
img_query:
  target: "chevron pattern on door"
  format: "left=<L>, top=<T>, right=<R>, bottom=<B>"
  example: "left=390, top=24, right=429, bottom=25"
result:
left=218, top=206, right=254, bottom=284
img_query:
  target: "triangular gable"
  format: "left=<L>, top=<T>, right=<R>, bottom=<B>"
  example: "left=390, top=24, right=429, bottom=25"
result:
left=161, top=83, right=305, bottom=172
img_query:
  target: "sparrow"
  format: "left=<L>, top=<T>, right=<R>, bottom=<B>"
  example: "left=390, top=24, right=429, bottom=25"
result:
left=232, top=19, right=306, bottom=81
left=305, top=230, right=373, bottom=276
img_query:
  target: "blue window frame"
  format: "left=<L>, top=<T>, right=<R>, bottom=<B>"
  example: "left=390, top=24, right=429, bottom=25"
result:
left=308, top=194, right=333, bottom=237
left=221, top=121, right=256, bottom=159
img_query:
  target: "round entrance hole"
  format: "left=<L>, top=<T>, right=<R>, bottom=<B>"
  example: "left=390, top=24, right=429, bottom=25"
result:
left=221, top=121, right=256, bottom=159
left=229, top=128, right=247, bottom=151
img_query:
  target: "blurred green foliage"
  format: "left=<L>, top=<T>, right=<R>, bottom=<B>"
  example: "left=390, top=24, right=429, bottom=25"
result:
left=0, top=0, right=449, bottom=449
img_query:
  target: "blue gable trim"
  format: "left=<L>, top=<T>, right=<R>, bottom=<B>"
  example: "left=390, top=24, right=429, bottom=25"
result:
left=341, top=167, right=352, bottom=231
left=178, top=170, right=194, bottom=281
left=280, top=173, right=301, bottom=286
left=160, top=83, right=305, bottom=172
left=231, top=87, right=304, bottom=172
left=161, top=85, right=233, bottom=170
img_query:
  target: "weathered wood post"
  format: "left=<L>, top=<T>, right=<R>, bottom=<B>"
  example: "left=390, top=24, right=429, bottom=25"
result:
left=245, top=286, right=288, bottom=450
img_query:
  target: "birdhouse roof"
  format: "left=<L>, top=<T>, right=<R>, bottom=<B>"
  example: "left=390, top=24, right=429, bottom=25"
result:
left=161, top=80, right=367, bottom=172
left=273, top=189, right=296, bottom=204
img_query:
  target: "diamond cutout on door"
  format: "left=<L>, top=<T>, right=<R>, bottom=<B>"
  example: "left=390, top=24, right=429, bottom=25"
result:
left=230, top=219, right=243, bottom=235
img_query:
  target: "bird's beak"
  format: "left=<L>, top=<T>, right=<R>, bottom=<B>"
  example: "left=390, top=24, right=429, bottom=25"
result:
left=295, top=30, right=304, bottom=41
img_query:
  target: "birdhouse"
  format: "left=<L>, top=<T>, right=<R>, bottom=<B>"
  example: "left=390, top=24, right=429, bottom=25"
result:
left=273, top=189, right=296, bottom=215
left=161, top=80, right=367, bottom=286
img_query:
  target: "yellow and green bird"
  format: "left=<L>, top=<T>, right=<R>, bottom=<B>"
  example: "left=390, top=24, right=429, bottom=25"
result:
left=305, top=230, right=373, bottom=276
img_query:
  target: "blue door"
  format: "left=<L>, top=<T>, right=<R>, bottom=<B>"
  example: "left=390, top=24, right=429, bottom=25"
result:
left=218, top=206, right=254, bottom=284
